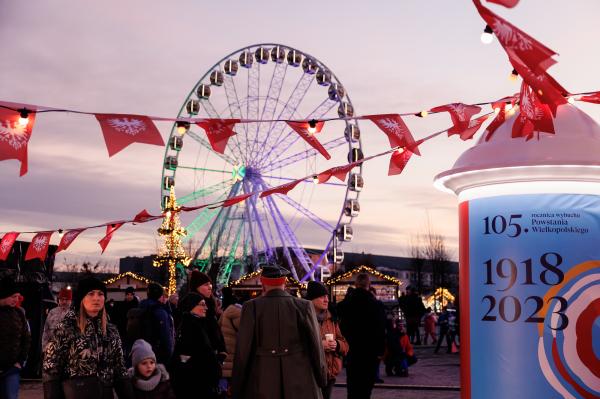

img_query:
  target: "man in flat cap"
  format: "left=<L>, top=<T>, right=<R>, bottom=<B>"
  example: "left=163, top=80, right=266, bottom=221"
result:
left=231, top=264, right=327, bottom=399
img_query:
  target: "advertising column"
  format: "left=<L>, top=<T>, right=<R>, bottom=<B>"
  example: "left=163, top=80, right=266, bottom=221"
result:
left=461, top=193, right=600, bottom=398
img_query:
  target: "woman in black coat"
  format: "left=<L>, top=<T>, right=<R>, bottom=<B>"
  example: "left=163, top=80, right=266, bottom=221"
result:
left=171, top=296, right=222, bottom=399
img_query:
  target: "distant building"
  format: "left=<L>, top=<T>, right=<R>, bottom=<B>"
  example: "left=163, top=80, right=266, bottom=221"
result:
left=119, top=255, right=167, bottom=286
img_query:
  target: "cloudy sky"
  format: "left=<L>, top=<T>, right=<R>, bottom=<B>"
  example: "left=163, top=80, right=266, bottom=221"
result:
left=1, top=0, right=599, bottom=271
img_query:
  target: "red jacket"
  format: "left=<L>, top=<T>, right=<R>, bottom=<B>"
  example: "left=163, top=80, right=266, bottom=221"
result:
left=318, top=311, right=349, bottom=380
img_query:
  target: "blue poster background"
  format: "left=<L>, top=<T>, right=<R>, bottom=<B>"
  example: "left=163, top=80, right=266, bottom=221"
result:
left=468, top=193, right=600, bottom=399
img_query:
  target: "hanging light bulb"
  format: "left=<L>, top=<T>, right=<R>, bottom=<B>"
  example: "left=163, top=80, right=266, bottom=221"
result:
left=505, top=103, right=513, bottom=111
left=58, top=229, right=64, bottom=239
left=509, top=69, right=519, bottom=82
left=166, top=211, right=172, bottom=219
left=176, top=121, right=190, bottom=135
left=18, top=108, right=30, bottom=127
left=396, top=147, right=405, bottom=154
left=567, top=96, right=576, bottom=104
left=312, top=175, right=319, bottom=184
left=481, top=25, right=494, bottom=44
left=307, top=119, right=318, bottom=135
left=493, top=107, right=501, bottom=114
left=415, top=110, right=428, bottom=118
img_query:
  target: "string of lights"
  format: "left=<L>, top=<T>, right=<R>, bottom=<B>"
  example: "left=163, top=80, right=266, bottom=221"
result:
left=324, top=265, right=401, bottom=286
left=0, top=116, right=465, bottom=239
left=1, top=89, right=597, bottom=128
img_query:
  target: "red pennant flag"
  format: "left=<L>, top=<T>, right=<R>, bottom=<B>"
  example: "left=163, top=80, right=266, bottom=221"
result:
left=486, top=0, right=519, bottom=8
left=260, top=179, right=304, bottom=198
left=181, top=204, right=210, bottom=212
left=57, top=229, right=85, bottom=253
left=196, top=119, right=239, bottom=154
left=474, top=0, right=557, bottom=73
left=363, top=114, right=421, bottom=155
left=95, top=114, right=164, bottom=157
left=388, top=149, right=414, bottom=176
left=579, top=92, right=600, bottom=104
left=0, top=232, right=20, bottom=261
left=218, top=193, right=252, bottom=208
left=25, top=232, right=53, bottom=261
left=512, top=83, right=555, bottom=141
left=510, top=58, right=567, bottom=117
left=133, top=209, right=158, bottom=224
left=430, top=104, right=483, bottom=136
left=286, top=121, right=331, bottom=160
left=317, top=161, right=362, bottom=184
left=98, top=223, right=124, bottom=254
left=457, top=114, right=492, bottom=141
left=0, top=107, right=36, bottom=176
left=484, top=95, right=518, bottom=141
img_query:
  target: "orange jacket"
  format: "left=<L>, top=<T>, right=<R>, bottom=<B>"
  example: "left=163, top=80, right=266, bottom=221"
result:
left=399, top=334, right=414, bottom=357
left=318, top=311, right=349, bottom=380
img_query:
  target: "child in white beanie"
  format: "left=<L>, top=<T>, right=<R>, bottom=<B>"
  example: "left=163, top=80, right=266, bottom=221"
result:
left=128, top=339, right=176, bottom=399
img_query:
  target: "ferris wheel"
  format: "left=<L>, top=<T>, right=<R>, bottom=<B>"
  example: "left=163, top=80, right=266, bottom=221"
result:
left=160, top=43, right=364, bottom=285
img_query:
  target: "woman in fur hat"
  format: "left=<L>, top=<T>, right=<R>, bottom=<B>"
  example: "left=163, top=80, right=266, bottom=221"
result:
left=42, top=276, right=133, bottom=399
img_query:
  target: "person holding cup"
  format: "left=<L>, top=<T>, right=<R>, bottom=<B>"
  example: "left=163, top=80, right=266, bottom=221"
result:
left=305, top=281, right=348, bottom=399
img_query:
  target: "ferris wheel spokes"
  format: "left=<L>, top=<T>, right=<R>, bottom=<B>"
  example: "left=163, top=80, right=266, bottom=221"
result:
left=185, top=130, right=237, bottom=165
left=262, top=136, right=348, bottom=173
left=260, top=72, right=316, bottom=160
left=256, top=97, right=338, bottom=168
left=274, top=194, right=335, bottom=233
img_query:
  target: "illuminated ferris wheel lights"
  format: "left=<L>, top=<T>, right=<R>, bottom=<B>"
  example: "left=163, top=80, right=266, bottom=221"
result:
left=312, top=175, right=319, bottom=184
left=509, top=68, right=519, bottom=82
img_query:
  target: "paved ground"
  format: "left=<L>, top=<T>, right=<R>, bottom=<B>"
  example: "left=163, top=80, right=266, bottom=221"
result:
left=331, top=345, right=460, bottom=399
left=19, top=346, right=460, bottom=399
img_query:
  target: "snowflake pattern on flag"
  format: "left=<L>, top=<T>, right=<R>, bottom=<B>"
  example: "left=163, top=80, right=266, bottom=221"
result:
left=32, top=235, right=49, bottom=251
left=107, top=118, right=146, bottom=136
left=492, top=20, right=533, bottom=51
left=378, top=118, right=407, bottom=136
left=62, top=231, right=79, bottom=246
left=520, top=87, right=544, bottom=121
left=448, top=104, right=468, bottom=121
left=0, top=120, right=30, bottom=150
left=1, top=239, right=13, bottom=253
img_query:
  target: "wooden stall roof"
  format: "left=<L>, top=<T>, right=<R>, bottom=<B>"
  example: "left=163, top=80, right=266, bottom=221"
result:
left=325, top=265, right=402, bottom=286
left=103, top=271, right=166, bottom=290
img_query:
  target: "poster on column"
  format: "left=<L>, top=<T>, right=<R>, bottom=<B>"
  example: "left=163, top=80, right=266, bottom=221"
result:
left=464, top=193, right=600, bottom=399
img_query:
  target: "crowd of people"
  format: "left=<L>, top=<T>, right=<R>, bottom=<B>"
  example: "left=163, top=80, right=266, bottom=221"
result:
left=0, top=267, right=458, bottom=399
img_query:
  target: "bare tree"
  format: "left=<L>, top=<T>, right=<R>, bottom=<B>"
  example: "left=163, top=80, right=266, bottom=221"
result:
left=420, top=219, right=452, bottom=309
left=408, top=237, right=425, bottom=293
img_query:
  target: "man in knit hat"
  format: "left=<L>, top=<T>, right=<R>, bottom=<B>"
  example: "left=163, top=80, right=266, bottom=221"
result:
left=42, top=287, right=72, bottom=350
left=0, top=276, right=31, bottom=399
left=231, top=264, right=327, bottom=399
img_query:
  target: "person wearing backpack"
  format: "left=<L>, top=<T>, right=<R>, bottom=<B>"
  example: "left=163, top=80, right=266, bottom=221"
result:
left=127, top=284, right=174, bottom=366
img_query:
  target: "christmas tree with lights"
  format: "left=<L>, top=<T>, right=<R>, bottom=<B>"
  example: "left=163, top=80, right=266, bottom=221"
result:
left=153, top=187, right=191, bottom=295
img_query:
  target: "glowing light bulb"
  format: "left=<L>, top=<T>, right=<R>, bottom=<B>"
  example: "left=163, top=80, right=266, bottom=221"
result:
left=18, top=109, right=29, bottom=127
left=493, top=107, right=501, bottom=114
left=567, top=96, right=575, bottom=104
left=312, top=175, right=319, bottom=184
left=58, top=229, right=64, bottom=239
left=509, top=69, right=519, bottom=82
left=418, top=110, right=428, bottom=118
left=166, top=211, right=172, bottom=219
left=505, top=103, right=513, bottom=111
left=307, top=119, right=318, bottom=135
left=176, top=121, right=189, bottom=135
left=481, top=25, right=494, bottom=44
left=396, top=147, right=405, bottom=154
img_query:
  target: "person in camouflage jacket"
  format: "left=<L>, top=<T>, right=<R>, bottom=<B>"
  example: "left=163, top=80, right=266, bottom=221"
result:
left=42, top=277, right=132, bottom=399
